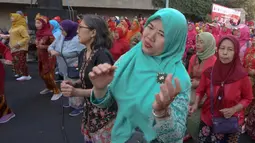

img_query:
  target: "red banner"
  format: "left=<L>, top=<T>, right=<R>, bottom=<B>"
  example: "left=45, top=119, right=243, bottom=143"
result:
left=212, top=4, right=241, bottom=25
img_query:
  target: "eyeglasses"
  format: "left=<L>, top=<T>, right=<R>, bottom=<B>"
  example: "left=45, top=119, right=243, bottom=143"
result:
left=78, top=25, right=90, bottom=30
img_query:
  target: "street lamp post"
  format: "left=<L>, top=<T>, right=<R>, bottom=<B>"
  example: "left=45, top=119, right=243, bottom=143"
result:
left=166, top=0, right=169, bottom=8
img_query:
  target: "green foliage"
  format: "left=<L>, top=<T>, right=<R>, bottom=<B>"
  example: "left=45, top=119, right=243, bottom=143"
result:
left=151, top=0, right=212, bottom=19
left=214, top=0, right=247, bottom=7
left=152, top=0, right=255, bottom=20
left=243, top=1, right=255, bottom=20
left=151, top=0, right=165, bottom=8
left=205, top=14, right=212, bottom=23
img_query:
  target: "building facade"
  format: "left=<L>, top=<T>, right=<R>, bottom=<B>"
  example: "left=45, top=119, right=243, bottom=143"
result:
left=0, top=0, right=156, bottom=29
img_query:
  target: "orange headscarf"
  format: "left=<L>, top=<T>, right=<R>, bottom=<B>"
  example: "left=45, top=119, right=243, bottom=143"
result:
left=10, top=13, right=27, bottom=28
left=125, top=19, right=141, bottom=43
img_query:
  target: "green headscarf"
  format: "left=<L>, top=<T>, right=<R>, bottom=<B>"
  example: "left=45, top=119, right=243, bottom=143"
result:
left=196, top=32, right=216, bottom=60
left=108, top=8, right=191, bottom=142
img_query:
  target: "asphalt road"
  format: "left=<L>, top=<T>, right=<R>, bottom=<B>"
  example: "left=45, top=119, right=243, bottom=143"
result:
left=0, top=63, right=83, bottom=143
left=0, top=63, right=254, bottom=143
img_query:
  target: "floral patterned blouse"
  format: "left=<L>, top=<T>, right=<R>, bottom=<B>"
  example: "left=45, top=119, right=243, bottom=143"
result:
left=78, top=48, right=117, bottom=134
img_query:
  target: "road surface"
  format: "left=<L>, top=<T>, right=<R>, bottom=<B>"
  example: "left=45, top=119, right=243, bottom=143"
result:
left=0, top=63, right=253, bottom=143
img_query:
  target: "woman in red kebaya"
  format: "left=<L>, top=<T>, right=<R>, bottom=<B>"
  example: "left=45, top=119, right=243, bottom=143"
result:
left=189, top=35, right=253, bottom=143
left=185, top=32, right=217, bottom=141
left=35, top=14, right=62, bottom=101
left=188, top=32, right=217, bottom=104
left=0, top=42, right=15, bottom=123
left=110, top=27, right=129, bottom=61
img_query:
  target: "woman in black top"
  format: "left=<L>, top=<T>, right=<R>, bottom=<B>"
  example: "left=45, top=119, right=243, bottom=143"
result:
left=61, top=15, right=117, bottom=143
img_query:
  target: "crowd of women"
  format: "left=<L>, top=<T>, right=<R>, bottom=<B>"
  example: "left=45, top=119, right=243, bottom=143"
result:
left=0, top=7, right=255, bottom=143
left=183, top=15, right=255, bottom=142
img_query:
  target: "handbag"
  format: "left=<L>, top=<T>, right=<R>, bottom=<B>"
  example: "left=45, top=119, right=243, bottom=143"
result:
left=60, top=41, right=80, bottom=79
left=210, top=67, right=240, bottom=134
left=65, top=65, right=79, bottom=79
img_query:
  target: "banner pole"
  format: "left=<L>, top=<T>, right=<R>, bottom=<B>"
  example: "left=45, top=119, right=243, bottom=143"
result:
left=166, top=0, right=169, bottom=8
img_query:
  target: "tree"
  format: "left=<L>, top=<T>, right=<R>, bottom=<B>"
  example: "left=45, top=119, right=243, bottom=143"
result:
left=243, top=0, right=255, bottom=20
left=152, top=0, right=212, bottom=21
left=152, top=0, right=255, bottom=21
left=213, top=0, right=247, bottom=6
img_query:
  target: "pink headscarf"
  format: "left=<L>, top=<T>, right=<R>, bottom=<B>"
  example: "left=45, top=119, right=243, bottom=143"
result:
left=238, top=24, right=251, bottom=64
left=238, top=24, right=250, bottom=47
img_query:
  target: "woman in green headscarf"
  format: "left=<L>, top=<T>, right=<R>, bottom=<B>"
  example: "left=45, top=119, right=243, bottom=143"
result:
left=188, top=32, right=217, bottom=104
left=185, top=32, right=217, bottom=141
left=89, top=8, right=191, bottom=142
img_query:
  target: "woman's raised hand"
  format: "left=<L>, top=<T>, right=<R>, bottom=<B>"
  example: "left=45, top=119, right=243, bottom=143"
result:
left=89, top=63, right=116, bottom=90
left=152, top=74, right=181, bottom=116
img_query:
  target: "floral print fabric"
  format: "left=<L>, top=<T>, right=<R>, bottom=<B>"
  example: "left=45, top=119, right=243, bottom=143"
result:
left=12, top=51, right=28, bottom=76
left=83, top=120, right=114, bottom=143
left=79, top=48, right=117, bottom=142
left=246, top=100, right=255, bottom=140
left=198, top=121, right=241, bottom=143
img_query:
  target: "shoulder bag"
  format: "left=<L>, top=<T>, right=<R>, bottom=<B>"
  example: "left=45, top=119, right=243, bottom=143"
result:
left=210, top=67, right=240, bottom=134
left=60, top=41, right=80, bottom=79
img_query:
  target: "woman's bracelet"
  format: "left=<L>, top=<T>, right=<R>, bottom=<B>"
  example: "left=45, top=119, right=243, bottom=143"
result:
left=152, top=109, right=169, bottom=118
